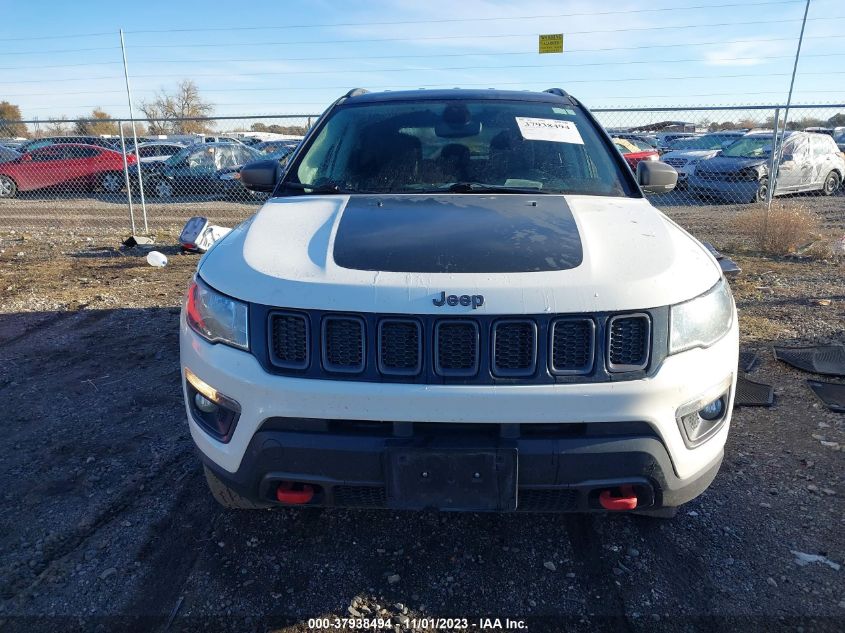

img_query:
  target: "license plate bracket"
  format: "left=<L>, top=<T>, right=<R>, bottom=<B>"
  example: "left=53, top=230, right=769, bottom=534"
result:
left=386, top=448, right=517, bottom=511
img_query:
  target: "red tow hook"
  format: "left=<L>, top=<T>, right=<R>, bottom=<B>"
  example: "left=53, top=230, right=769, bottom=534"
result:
left=275, top=481, right=314, bottom=505
left=599, top=485, right=638, bottom=511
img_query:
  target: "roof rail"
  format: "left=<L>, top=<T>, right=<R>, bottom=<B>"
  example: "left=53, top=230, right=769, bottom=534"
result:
left=544, top=88, right=570, bottom=97
left=344, top=88, right=370, bottom=98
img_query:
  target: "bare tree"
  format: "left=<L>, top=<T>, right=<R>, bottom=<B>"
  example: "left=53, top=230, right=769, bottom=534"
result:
left=0, top=101, right=27, bottom=137
left=139, top=80, right=214, bottom=135
left=44, top=116, right=72, bottom=136
left=75, top=109, right=119, bottom=136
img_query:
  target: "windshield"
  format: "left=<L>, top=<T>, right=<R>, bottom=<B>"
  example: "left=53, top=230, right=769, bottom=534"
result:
left=670, top=135, right=731, bottom=151
left=286, top=99, right=633, bottom=197
left=721, top=136, right=776, bottom=158
left=165, top=146, right=193, bottom=166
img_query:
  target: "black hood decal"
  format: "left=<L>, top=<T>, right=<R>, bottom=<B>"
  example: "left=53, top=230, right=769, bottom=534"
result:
left=332, top=194, right=583, bottom=273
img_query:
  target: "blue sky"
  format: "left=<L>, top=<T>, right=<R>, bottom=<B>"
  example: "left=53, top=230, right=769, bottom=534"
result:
left=1, top=0, right=843, bottom=122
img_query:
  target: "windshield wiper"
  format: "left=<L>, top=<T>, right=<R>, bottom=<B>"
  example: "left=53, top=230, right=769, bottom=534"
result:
left=281, top=181, right=352, bottom=194
left=444, top=181, right=548, bottom=194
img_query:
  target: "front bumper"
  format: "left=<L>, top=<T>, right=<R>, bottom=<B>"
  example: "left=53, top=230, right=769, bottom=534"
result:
left=688, top=175, right=758, bottom=200
left=181, top=315, right=738, bottom=510
left=200, top=422, right=724, bottom=511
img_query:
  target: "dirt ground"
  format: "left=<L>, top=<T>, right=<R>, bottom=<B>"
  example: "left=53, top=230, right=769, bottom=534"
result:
left=0, top=198, right=843, bottom=633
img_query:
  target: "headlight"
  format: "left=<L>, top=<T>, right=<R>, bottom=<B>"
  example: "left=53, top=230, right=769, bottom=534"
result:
left=185, top=277, right=249, bottom=350
left=218, top=171, right=240, bottom=181
left=669, top=278, right=734, bottom=354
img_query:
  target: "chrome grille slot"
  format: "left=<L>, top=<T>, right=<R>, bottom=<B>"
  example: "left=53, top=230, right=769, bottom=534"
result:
left=492, top=320, right=537, bottom=377
left=322, top=316, right=365, bottom=373
left=550, top=318, right=595, bottom=374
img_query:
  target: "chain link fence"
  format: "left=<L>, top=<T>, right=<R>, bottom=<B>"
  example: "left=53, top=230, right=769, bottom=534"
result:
left=0, top=115, right=315, bottom=236
left=0, top=106, right=843, bottom=237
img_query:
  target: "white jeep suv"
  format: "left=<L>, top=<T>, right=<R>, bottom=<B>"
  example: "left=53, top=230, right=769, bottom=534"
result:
left=180, top=88, right=738, bottom=515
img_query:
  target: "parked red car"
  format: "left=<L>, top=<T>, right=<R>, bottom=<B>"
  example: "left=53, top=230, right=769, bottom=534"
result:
left=612, top=137, right=659, bottom=171
left=0, top=143, right=136, bottom=198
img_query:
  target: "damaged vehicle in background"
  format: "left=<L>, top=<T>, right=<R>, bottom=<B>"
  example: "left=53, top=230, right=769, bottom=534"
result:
left=660, top=131, right=747, bottom=186
left=180, top=87, right=739, bottom=519
left=143, top=142, right=262, bottom=198
left=688, top=131, right=845, bottom=202
left=612, top=137, right=659, bottom=171
left=0, top=143, right=137, bottom=198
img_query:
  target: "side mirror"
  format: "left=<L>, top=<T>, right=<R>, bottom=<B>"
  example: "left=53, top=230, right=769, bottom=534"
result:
left=637, top=160, right=678, bottom=194
left=239, top=159, right=282, bottom=193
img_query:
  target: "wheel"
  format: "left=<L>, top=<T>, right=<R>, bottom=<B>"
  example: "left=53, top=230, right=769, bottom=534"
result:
left=203, top=465, right=271, bottom=509
left=152, top=179, right=174, bottom=198
left=99, top=171, right=123, bottom=194
left=754, top=177, right=769, bottom=203
left=822, top=170, right=841, bottom=196
left=0, top=175, right=17, bottom=199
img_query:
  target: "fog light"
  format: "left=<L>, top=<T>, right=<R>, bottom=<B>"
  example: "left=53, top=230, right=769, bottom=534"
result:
left=194, top=392, right=218, bottom=414
left=184, top=368, right=241, bottom=443
left=699, top=397, right=725, bottom=421
left=675, top=377, right=733, bottom=448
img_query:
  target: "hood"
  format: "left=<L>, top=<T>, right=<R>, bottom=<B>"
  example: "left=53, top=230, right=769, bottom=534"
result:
left=662, top=149, right=719, bottom=161
left=695, top=155, right=768, bottom=174
left=200, top=194, right=720, bottom=314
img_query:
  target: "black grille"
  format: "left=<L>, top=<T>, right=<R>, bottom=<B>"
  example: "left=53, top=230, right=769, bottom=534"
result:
left=333, top=485, right=387, bottom=508
left=378, top=319, right=422, bottom=375
left=263, top=307, right=659, bottom=384
left=492, top=320, right=536, bottom=376
left=435, top=321, right=479, bottom=377
left=550, top=318, right=594, bottom=374
left=270, top=312, right=309, bottom=369
left=322, top=316, right=365, bottom=373
left=608, top=314, right=650, bottom=370
left=518, top=488, right=579, bottom=512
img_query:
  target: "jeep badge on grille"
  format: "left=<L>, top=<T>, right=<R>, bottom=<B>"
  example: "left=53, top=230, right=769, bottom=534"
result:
left=432, top=291, right=485, bottom=309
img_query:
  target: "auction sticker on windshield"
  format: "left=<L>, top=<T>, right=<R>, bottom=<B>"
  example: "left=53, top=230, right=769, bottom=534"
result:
left=515, top=117, right=584, bottom=144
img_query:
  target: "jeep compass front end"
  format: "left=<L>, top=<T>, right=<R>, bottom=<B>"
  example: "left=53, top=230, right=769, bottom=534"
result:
left=180, top=88, right=738, bottom=515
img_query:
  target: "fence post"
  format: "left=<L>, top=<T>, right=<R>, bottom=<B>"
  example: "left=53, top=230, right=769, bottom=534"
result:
left=117, top=121, right=137, bottom=236
left=766, top=107, right=780, bottom=213
left=119, top=29, right=149, bottom=235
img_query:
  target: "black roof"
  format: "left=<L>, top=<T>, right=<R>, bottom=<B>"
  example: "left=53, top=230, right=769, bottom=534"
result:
left=341, top=88, right=573, bottom=104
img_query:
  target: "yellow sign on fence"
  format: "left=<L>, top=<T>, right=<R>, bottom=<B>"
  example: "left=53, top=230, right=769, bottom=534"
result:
left=538, top=33, right=564, bottom=54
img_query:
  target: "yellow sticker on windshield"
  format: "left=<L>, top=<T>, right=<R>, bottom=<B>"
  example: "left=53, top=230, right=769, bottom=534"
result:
left=515, top=117, right=584, bottom=144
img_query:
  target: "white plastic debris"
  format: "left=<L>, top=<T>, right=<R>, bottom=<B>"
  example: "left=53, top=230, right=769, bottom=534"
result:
left=147, top=251, right=168, bottom=267
left=179, top=216, right=232, bottom=253
left=791, top=550, right=841, bottom=571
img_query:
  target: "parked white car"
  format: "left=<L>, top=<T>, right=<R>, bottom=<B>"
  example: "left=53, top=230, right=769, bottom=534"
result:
left=180, top=88, right=737, bottom=517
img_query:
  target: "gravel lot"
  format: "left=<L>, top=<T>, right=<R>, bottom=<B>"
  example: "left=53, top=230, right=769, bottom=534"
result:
left=0, top=194, right=843, bottom=632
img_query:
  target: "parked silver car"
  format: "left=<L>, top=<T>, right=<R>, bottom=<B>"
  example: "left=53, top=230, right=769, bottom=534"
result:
left=661, top=131, right=747, bottom=185
left=688, top=131, right=845, bottom=203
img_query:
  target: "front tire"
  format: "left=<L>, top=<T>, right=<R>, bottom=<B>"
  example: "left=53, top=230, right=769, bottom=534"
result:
left=754, top=177, right=769, bottom=203
left=100, top=171, right=123, bottom=194
left=203, top=465, right=271, bottom=510
left=152, top=179, right=174, bottom=198
left=0, top=175, right=17, bottom=198
left=822, top=170, right=841, bottom=196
